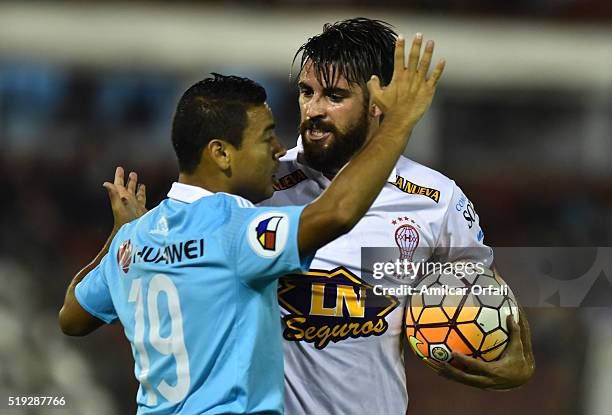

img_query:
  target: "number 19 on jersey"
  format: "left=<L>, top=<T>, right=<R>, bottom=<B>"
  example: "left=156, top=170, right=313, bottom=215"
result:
left=128, top=274, right=191, bottom=406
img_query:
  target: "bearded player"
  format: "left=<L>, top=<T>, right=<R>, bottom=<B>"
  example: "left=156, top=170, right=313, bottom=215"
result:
left=62, top=38, right=448, bottom=414
left=259, top=18, right=534, bottom=414
left=102, top=18, right=534, bottom=415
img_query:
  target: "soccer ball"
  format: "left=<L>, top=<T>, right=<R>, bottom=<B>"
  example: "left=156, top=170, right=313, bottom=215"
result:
left=404, top=265, right=518, bottom=369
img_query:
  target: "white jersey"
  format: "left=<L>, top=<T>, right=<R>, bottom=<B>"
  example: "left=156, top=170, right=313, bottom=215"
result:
left=261, top=142, right=493, bottom=415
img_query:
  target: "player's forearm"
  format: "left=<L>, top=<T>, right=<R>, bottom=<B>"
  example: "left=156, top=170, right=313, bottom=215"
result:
left=64, top=226, right=118, bottom=300
left=59, top=226, right=119, bottom=335
left=316, top=114, right=414, bottom=224
left=329, top=113, right=414, bottom=224
left=299, top=115, right=415, bottom=255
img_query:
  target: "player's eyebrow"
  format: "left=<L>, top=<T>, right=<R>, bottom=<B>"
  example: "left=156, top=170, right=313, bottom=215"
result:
left=323, top=86, right=351, bottom=97
left=298, top=81, right=351, bottom=97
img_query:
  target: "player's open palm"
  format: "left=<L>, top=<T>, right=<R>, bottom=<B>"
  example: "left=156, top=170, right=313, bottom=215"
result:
left=103, top=166, right=148, bottom=229
left=367, top=33, right=445, bottom=126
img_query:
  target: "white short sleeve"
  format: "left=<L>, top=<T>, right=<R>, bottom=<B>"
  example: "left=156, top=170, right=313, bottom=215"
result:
left=434, top=181, right=494, bottom=267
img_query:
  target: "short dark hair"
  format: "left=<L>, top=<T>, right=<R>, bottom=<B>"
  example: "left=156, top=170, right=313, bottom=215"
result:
left=293, top=18, right=397, bottom=88
left=172, top=73, right=267, bottom=173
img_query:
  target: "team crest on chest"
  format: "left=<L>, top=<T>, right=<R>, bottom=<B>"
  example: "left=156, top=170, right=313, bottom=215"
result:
left=279, top=267, right=399, bottom=350
left=391, top=216, right=421, bottom=262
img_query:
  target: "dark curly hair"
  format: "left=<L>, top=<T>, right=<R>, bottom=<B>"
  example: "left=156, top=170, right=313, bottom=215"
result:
left=293, top=18, right=397, bottom=88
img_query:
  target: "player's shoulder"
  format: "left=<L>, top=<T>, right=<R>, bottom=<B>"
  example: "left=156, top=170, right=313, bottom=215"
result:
left=116, top=194, right=251, bottom=238
left=109, top=205, right=160, bottom=257
left=389, top=156, right=459, bottom=206
left=115, top=205, right=158, bottom=237
left=111, top=202, right=173, bottom=248
left=394, top=156, right=455, bottom=188
left=215, top=192, right=255, bottom=209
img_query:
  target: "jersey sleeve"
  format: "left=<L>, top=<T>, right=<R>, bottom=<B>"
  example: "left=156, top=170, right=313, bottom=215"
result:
left=233, top=204, right=313, bottom=283
left=434, top=181, right=494, bottom=267
left=74, top=252, right=118, bottom=324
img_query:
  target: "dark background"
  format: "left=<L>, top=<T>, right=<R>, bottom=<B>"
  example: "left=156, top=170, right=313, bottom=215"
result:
left=1, top=1, right=611, bottom=414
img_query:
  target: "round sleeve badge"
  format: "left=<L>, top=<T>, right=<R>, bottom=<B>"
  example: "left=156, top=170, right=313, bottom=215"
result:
left=246, top=212, right=290, bottom=258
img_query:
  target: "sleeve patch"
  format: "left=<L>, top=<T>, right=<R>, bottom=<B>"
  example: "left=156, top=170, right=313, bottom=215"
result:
left=247, top=212, right=290, bottom=258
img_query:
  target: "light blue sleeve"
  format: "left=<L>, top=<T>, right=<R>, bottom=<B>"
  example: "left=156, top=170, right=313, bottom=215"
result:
left=233, top=204, right=313, bottom=283
left=74, top=252, right=118, bottom=324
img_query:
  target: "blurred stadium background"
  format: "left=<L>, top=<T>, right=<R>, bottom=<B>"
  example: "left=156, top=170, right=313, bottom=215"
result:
left=1, top=1, right=611, bottom=414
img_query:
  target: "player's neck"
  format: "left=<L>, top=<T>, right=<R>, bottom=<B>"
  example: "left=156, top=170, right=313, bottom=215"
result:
left=178, top=170, right=231, bottom=195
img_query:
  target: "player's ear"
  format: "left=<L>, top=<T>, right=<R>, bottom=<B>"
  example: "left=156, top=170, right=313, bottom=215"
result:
left=207, top=139, right=232, bottom=171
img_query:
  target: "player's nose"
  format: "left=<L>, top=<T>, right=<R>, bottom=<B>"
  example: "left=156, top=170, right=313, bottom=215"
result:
left=304, top=96, right=326, bottom=119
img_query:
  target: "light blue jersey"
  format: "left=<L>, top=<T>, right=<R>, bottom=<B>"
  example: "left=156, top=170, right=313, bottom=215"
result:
left=75, top=183, right=312, bottom=414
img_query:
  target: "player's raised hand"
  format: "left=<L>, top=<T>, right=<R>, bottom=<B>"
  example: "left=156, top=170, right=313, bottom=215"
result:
left=367, top=33, right=445, bottom=126
left=103, top=166, right=148, bottom=229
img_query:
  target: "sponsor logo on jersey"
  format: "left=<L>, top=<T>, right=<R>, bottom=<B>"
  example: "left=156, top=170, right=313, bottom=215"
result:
left=117, top=240, right=132, bottom=273
left=477, top=229, right=485, bottom=241
left=247, top=212, right=290, bottom=258
left=279, top=267, right=399, bottom=350
left=456, top=193, right=483, bottom=238
left=455, top=193, right=468, bottom=211
left=456, top=193, right=479, bottom=230
left=462, top=200, right=477, bottom=229
left=389, top=175, right=440, bottom=203
left=273, top=169, right=307, bottom=191
left=128, top=239, right=205, bottom=266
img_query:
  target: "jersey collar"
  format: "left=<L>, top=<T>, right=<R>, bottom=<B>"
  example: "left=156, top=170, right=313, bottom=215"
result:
left=167, top=182, right=215, bottom=204
left=293, top=135, right=398, bottom=185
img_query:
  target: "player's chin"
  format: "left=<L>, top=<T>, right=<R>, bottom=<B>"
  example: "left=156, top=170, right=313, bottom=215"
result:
left=256, top=183, right=275, bottom=203
left=264, top=186, right=274, bottom=199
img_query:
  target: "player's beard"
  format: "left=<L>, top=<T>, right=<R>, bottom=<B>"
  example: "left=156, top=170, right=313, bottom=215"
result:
left=300, top=111, right=369, bottom=175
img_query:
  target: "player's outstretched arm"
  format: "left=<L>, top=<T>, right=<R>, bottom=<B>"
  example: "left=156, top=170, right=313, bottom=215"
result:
left=298, top=34, right=445, bottom=256
left=59, top=167, right=146, bottom=336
